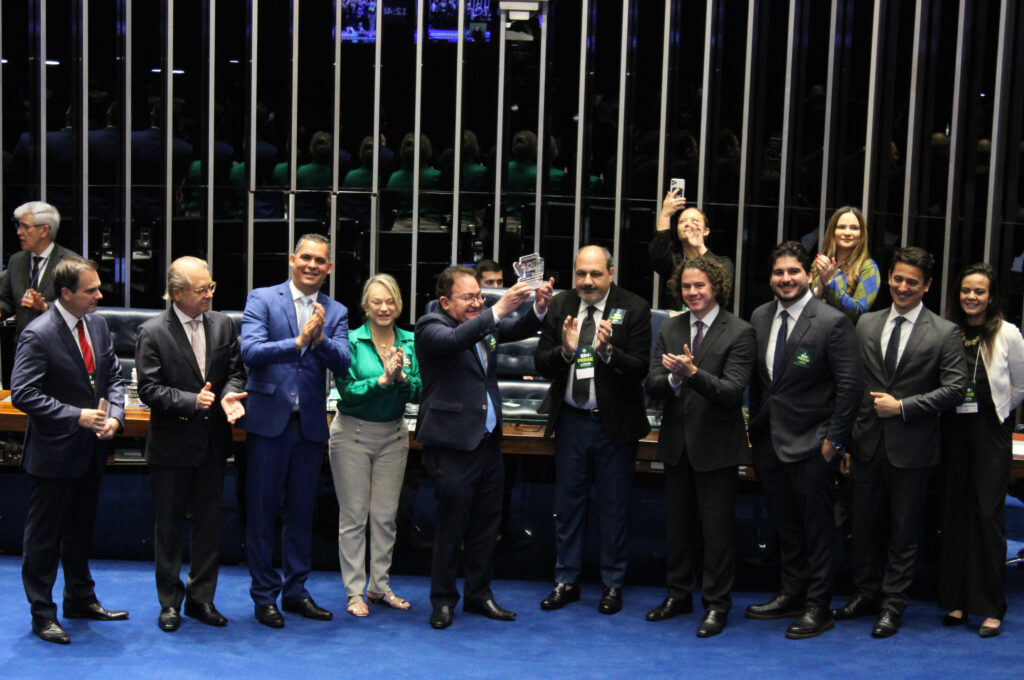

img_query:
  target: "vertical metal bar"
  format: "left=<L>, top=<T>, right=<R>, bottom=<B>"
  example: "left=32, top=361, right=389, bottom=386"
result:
left=206, top=0, right=216, bottom=271
left=611, top=0, right=630, bottom=276
left=0, top=0, right=4, bottom=258
left=493, top=9, right=508, bottom=261
left=246, top=0, right=258, bottom=292
left=38, top=0, right=48, bottom=201
left=901, top=0, right=926, bottom=246
left=287, top=0, right=299, bottom=249
left=369, top=0, right=382, bottom=274
left=164, top=0, right=175, bottom=278
left=411, top=0, right=424, bottom=321
left=735, top=0, right=756, bottom=311
left=330, top=0, right=342, bottom=298
left=80, top=0, right=90, bottom=254
left=777, top=0, right=799, bottom=236
left=696, top=0, right=713, bottom=209
left=818, top=0, right=840, bottom=249
left=532, top=2, right=549, bottom=256
left=452, top=0, right=466, bottom=265
left=573, top=0, right=590, bottom=249
left=984, top=0, right=1012, bottom=263
left=652, top=0, right=672, bottom=308
left=860, top=0, right=884, bottom=220
left=122, top=0, right=133, bottom=305
left=942, top=0, right=970, bottom=316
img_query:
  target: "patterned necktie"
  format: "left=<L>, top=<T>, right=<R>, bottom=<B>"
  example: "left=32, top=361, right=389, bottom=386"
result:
left=573, top=306, right=597, bottom=406
left=885, top=316, right=905, bottom=378
left=772, top=310, right=789, bottom=383
left=692, top=319, right=705, bottom=355
left=76, top=319, right=95, bottom=374
left=30, top=256, right=43, bottom=287
left=189, top=319, right=206, bottom=379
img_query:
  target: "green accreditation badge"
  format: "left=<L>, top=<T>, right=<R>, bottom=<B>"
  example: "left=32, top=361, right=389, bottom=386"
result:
left=607, top=309, right=627, bottom=325
left=956, top=379, right=979, bottom=414
left=575, top=345, right=596, bottom=379
left=792, top=348, right=813, bottom=367
left=485, top=334, right=498, bottom=352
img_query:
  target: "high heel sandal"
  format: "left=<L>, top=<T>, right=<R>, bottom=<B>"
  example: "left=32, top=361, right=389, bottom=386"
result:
left=347, top=595, right=369, bottom=617
left=366, top=591, right=412, bottom=611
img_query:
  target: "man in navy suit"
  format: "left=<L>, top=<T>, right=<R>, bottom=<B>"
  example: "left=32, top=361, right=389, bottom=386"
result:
left=136, top=257, right=248, bottom=632
left=239, top=234, right=350, bottom=628
left=415, top=265, right=553, bottom=629
left=746, top=241, right=863, bottom=639
left=11, top=257, right=127, bottom=644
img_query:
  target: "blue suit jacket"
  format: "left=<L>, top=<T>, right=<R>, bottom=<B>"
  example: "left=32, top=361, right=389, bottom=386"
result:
left=414, top=305, right=542, bottom=452
left=11, top=305, right=126, bottom=479
left=238, top=281, right=349, bottom=442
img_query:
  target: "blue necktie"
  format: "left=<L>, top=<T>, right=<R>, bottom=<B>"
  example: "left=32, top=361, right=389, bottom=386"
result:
left=477, top=342, right=497, bottom=434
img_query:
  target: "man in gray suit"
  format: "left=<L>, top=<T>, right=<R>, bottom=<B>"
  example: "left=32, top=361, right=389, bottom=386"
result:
left=746, top=241, right=863, bottom=639
left=832, top=246, right=967, bottom=638
left=0, top=201, right=79, bottom=338
left=644, top=256, right=755, bottom=638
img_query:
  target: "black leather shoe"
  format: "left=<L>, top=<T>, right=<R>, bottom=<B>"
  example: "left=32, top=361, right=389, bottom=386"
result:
left=696, top=610, right=728, bottom=638
left=598, top=587, right=623, bottom=615
left=979, top=622, right=1001, bottom=638
left=464, top=598, right=516, bottom=621
left=281, top=597, right=333, bottom=621
left=871, top=610, right=900, bottom=638
left=785, top=606, right=835, bottom=639
left=540, top=583, right=580, bottom=610
left=832, top=594, right=877, bottom=621
left=429, top=604, right=453, bottom=629
left=746, top=593, right=804, bottom=620
left=63, top=601, right=129, bottom=621
left=184, top=600, right=227, bottom=626
left=942, top=612, right=966, bottom=627
left=646, top=595, right=693, bottom=621
left=158, top=606, right=181, bottom=632
left=32, top=618, right=70, bottom=644
left=254, top=604, right=285, bottom=628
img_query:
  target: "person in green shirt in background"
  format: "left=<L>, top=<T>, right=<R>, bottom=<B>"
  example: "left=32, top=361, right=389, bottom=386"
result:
left=327, top=273, right=421, bottom=617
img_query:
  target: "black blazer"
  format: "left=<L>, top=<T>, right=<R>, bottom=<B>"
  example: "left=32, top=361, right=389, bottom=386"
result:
left=646, top=308, right=755, bottom=471
left=535, top=284, right=652, bottom=445
left=0, top=243, right=79, bottom=337
left=749, top=295, right=864, bottom=462
left=415, top=304, right=543, bottom=452
left=136, top=309, right=247, bottom=467
left=851, top=306, right=967, bottom=468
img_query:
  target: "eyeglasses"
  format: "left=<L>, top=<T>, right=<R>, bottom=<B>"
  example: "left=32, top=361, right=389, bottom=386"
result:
left=190, top=282, right=217, bottom=295
left=452, top=293, right=484, bottom=303
left=15, top=220, right=40, bottom=232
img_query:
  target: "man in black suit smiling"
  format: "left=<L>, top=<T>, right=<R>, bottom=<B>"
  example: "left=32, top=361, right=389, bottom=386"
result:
left=535, top=245, right=652, bottom=616
left=644, top=256, right=755, bottom=637
left=746, top=241, right=864, bottom=639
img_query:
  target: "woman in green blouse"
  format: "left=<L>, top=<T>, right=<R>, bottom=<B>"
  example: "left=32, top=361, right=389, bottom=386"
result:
left=328, top=274, right=421, bottom=617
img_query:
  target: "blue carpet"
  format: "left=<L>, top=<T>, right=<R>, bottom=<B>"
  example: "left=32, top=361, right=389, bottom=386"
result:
left=1, top=553, right=1022, bottom=679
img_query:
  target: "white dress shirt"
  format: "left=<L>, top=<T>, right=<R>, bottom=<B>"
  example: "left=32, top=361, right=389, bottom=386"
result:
left=766, top=290, right=813, bottom=382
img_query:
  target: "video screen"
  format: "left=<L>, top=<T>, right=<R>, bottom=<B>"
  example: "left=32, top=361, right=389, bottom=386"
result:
left=340, top=0, right=378, bottom=43
left=428, top=1, right=494, bottom=43
left=340, top=1, right=495, bottom=44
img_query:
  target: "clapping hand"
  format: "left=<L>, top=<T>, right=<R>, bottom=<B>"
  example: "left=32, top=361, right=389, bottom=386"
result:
left=221, top=391, right=248, bottom=424
left=662, top=345, right=697, bottom=378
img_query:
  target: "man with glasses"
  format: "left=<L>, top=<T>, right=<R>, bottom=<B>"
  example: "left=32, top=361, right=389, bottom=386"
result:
left=135, top=257, right=248, bottom=632
left=415, top=265, right=553, bottom=629
left=0, top=201, right=79, bottom=339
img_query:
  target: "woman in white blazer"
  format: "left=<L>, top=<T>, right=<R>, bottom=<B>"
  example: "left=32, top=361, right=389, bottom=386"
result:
left=939, top=263, right=1024, bottom=638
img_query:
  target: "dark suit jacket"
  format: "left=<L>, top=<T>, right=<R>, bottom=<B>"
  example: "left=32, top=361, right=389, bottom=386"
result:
left=238, top=281, right=350, bottom=442
left=136, top=308, right=247, bottom=467
left=534, top=284, right=652, bottom=445
left=749, top=295, right=864, bottom=462
left=0, top=243, right=79, bottom=337
left=415, top=305, right=542, bottom=452
left=646, top=308, right=755, bottom=471
left=851, top=306, right=967, bottom=468
left=11, top=305, right=125, bottom=479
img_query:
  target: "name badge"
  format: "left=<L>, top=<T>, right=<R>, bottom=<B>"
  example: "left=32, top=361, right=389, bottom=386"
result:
left=485, top=334, right=498, bottom=352
left=607, top=308, right=626, bottom=325
left=575, top=345, right=596, bottom=379
left=792, top=348, right=813, bottom=367
left=956, top=379, right=979, bottom=414
left=403, top=354, right=412, bottom=370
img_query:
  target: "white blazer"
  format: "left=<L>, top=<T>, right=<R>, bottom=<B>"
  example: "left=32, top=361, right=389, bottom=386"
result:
left=979, top=320, right=1024, bottom=422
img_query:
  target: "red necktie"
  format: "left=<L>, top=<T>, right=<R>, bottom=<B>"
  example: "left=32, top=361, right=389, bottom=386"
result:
left=76, top=319, right=96, bottom=373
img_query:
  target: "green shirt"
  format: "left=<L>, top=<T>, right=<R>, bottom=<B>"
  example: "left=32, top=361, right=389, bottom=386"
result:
left=335, top=322, right=421, bottom=422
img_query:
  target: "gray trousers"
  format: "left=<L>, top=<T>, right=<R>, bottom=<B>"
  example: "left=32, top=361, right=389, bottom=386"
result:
left=327, top=413, right=409, bottom=597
